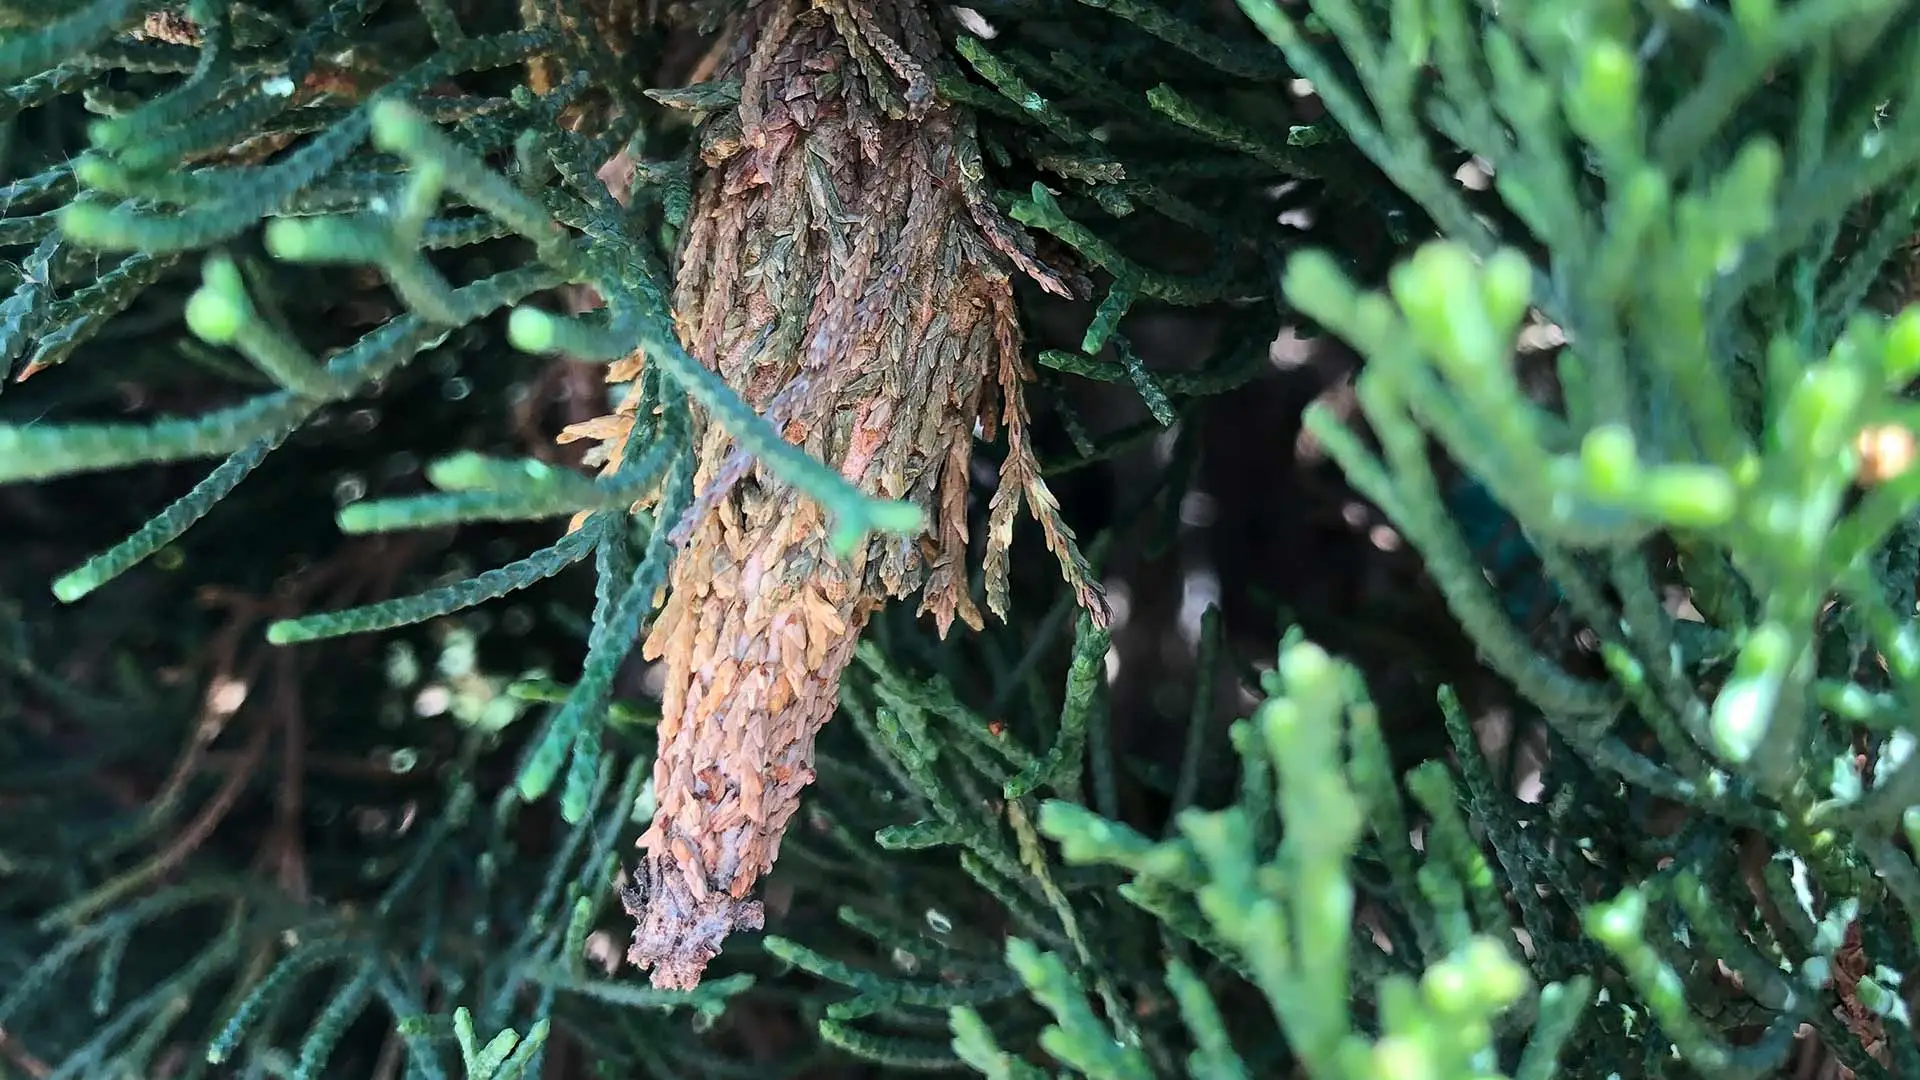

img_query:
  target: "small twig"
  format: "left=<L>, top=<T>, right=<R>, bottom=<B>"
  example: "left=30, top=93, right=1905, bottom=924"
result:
left=270, top=649, right=309, bottom=903
left=0, top=1026, right=53, bottom=1079
left=370, top=1030, right=404, bottom=1080
left=43, top=715, right=273, bottom=929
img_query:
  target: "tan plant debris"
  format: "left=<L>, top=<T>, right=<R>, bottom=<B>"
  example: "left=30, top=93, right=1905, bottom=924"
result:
left=558, top=0, right=1109, bottom=989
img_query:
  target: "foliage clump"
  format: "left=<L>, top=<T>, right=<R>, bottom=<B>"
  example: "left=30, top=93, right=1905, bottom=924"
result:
left=5, top=0, right=1920, bottom=1079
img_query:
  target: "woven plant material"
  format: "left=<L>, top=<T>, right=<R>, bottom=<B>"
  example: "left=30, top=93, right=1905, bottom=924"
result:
left=559, top=0, right=1108, bottom=989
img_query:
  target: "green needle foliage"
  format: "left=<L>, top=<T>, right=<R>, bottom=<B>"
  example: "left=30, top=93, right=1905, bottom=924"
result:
left=5, top=0, right=1920, bottom=1077
left=1024, top=635, right=1589, bottom=1080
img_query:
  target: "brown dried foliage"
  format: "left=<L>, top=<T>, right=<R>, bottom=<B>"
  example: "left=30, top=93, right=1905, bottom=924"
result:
left=557, top=0, right=1108, bottom=988
left=1829, top=920, right=1890, bottom=1078
left=524, top=0, right=646, bottom=100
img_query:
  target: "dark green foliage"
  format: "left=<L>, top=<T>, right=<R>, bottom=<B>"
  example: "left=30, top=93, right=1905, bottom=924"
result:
left=5, top=0, right=1920, bottom=1078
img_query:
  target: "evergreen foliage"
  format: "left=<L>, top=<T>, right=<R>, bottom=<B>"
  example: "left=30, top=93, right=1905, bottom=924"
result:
left=2, top=0, right=1920, bottom=1078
